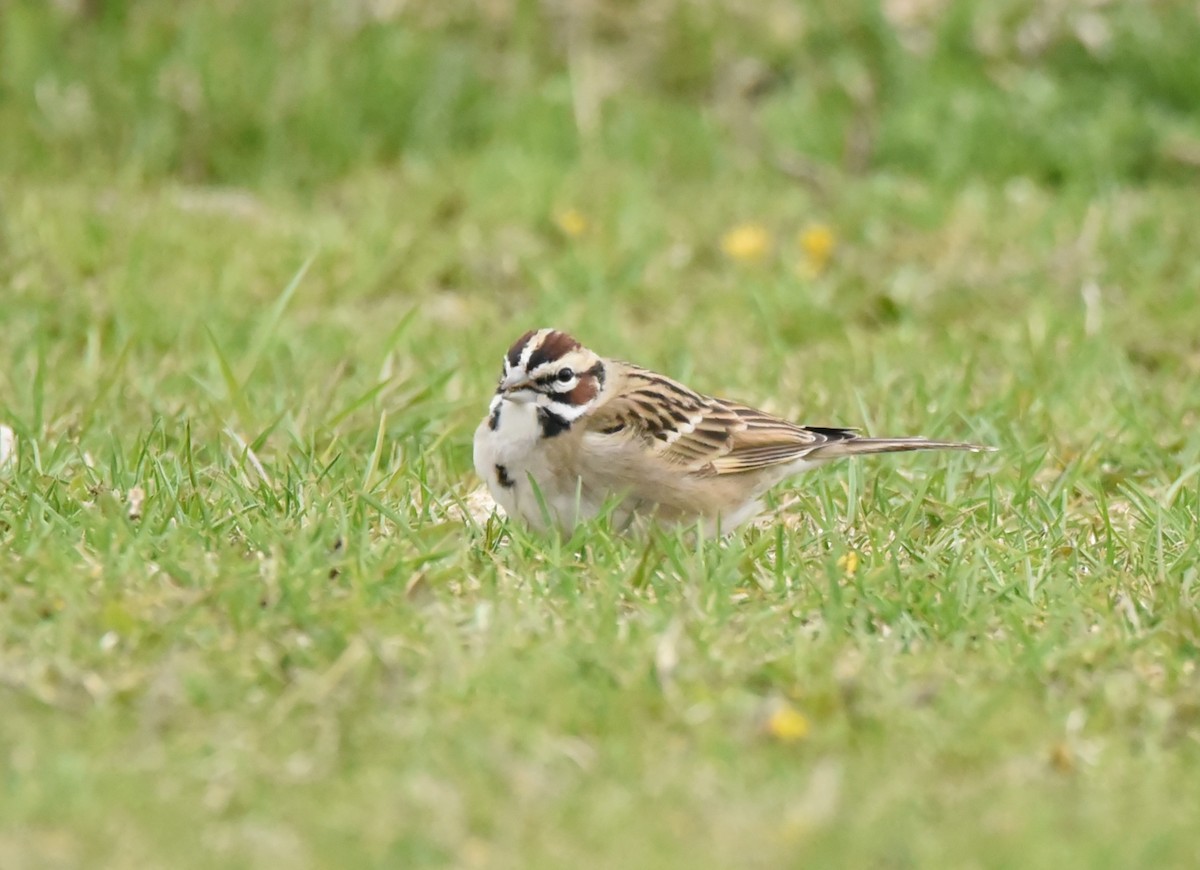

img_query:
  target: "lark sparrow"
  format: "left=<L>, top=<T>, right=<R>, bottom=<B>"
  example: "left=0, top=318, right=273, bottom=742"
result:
left=473, top=329, right=990, bottom=534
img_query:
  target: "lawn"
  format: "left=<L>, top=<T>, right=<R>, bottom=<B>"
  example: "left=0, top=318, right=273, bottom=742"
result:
left=2, top=1, right=1200, bottom=867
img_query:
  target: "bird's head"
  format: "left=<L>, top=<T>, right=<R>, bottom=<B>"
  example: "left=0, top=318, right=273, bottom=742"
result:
left=494, top=328, right=606, bottom=425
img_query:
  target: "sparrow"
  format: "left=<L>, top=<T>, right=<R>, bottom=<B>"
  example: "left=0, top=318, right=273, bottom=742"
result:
left=473, top=328, right=990, bottom=534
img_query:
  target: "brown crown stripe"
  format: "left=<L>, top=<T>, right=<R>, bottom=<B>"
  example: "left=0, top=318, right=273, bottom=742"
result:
left=525, top=331, right=581, bottom=371
left=506, top=330, right=537, bottom=368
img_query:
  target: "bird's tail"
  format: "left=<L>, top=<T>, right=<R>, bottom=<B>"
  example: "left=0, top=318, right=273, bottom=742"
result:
left=807, top=436, right=993, bottom=460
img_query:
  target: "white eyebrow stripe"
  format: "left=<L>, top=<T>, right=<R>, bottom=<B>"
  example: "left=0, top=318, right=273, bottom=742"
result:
left=528, top=360, right=567, bottom=379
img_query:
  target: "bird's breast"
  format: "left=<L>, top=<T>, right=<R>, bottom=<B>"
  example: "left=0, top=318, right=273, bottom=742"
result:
left=482, top=399, right=542, bottom=460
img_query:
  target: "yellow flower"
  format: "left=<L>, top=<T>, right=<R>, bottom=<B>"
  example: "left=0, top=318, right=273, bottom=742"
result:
left=553, top=207, right=589, bottom=238
left=1048, top=742, right=1075, bottom=774
left=720, top=222, right=773, bottom=263
left=765, top=703, right=810, bottom=743
left=836, top=551, right=859, bottom=577
left=798, top=223, right=836, bottom=275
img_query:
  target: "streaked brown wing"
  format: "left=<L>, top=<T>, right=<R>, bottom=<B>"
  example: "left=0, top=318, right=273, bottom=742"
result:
left=707, top=401, right=854, bottom=473
left=585, top=366, right=853, bottom=475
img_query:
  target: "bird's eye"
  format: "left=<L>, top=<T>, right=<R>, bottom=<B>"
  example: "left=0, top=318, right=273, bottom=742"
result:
left=557, top=368, right=575, bottom=383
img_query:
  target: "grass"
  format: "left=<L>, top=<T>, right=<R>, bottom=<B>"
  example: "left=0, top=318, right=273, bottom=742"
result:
left=2, top=0, right=1200, bottom=866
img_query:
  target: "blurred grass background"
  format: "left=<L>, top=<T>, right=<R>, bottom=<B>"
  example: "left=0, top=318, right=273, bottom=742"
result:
left=5, top=0, right=1200, bottom=187
left=3, top=1, right=1200, bottom=867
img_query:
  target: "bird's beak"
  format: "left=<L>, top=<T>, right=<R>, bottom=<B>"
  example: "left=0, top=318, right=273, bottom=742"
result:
left=500, top=373, right=536, bottom=402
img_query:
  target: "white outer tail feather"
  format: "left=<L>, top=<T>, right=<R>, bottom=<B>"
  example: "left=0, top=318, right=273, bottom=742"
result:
left=807, top=437, right=993, bottom=460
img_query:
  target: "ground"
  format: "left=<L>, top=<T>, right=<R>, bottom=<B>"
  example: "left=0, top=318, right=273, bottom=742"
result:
left=2, top=1, right=1200, bottom=867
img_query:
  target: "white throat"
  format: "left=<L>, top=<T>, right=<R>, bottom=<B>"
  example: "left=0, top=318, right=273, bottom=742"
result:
left=489, top=395, right=542, bottom=446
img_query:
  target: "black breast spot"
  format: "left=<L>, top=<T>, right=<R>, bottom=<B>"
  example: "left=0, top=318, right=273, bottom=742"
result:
left=495, top=464, right=515, bottom=489
left=488, top=405, right=501, bottom=431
